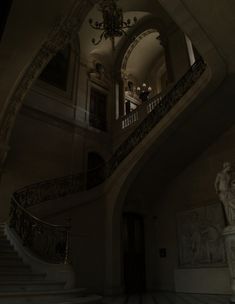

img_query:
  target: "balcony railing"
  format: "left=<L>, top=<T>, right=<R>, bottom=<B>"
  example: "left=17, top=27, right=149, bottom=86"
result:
left=9, top=57, right=206, bottom=263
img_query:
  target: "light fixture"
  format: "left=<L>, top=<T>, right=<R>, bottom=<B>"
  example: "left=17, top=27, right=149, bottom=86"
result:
left=89, top=0, right=137, bottom=50
left=136, top=83, right=152, bottom=102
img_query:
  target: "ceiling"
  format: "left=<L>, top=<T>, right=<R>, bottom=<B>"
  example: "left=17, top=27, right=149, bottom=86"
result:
left=125, top=31, right=164, bottom=83
left=79, top=1, right=167, bottom=83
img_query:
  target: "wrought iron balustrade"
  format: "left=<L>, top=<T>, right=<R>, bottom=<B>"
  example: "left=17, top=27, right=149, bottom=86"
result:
left=9, top=57, right=206, bottom=264
left=10, top=196, right=70, bottom=264
left=109, top=57, right=206, bottom=173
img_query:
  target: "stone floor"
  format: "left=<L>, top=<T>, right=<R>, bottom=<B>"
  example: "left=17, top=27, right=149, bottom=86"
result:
left=104, top=292, right=231, bottom=304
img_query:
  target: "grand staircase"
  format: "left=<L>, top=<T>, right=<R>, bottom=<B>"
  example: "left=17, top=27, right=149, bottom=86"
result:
left=0, top=58, right=207, bottom=303
left=0, top=223, right=102, bottom=304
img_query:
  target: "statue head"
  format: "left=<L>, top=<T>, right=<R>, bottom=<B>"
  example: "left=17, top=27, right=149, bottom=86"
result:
left=223, top=162, right=231, bottom=172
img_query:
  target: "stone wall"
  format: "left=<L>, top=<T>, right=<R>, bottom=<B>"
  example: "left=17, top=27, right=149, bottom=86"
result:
left=125, top=123, right=235, bottom=293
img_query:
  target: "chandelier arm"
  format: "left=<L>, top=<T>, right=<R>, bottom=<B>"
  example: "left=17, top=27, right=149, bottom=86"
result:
left=89, top=0, right=137, bottom=49
left=89, top=23, right=105, bottom=30
left=92, top=32, right=105, bottom=45
left=122, top=22, right=133, bottom=29
left=120, top=29, right=127, bottom=36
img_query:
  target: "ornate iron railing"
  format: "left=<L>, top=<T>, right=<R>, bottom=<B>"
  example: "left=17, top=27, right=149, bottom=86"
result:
left=9, top=57, right=206, bottom=263
left=108, top=57, right=206, bottom=173
left=10, top=196, right=70, bottom=264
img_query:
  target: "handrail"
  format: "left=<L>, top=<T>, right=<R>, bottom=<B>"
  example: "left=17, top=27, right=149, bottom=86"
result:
left=109, top=57, right=206, bottom=173
left=120, top=92, right=163, bottom=129
left=12, top=197, right=69, bottom=229
left=9, top=57, right=206, bottom=264
left=10, top=194, right=71, bottom=264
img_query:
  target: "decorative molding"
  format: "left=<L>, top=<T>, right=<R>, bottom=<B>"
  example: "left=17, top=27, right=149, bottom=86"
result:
left=121, top=29, right=158, bottom=72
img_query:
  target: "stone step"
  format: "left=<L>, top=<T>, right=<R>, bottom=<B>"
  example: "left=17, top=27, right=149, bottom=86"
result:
left=0, top=259, right=26, bottom=266
left=0, top=243, right=14, bottom=250
left=61, top=295, right=102, bottom=304
left=0, top=247, right=18, bottom=253
left=0, top=280, right=65, bottom=292
left=0, top=253, right=21, bottom=259
left=0, top=225, right=100, bottom=304
left=0, top=240, right=13, bottom=246
left=0, top=265, right=32, bottom=273
left=0, top=238, right=10, bottom=243
left=0, top=273, right=46, bottom=281
left=0, top=288, right=87, bottom=303
left=0, top=249, right=18, bottom=254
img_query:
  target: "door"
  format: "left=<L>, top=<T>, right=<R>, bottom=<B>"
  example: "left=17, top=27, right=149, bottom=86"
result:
left=123, top=212, right=146, bottom=293
left=89, top=87, right=107, bottom=131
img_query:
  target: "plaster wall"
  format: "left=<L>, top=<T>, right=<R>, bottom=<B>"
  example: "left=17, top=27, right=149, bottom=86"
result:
left=0, top=92, right=110, bottom=222
left=125, top=123, right=235, bottom=293
left=167, top=28, right=190, bottom=81
left=46, top=195, right=106, bottom=293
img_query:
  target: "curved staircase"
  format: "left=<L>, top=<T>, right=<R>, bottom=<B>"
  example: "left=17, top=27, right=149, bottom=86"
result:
left=0, top=57, right=206, bottom=302
left=0, top=223, right=102, bottom=304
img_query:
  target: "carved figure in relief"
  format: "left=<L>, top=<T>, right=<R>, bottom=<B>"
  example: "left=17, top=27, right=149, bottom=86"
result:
left=177, top=204, right=226, bottom=266
left=215, top=162, right=235, bottom=225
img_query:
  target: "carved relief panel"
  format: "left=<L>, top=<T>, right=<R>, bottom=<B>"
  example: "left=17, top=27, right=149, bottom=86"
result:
left=177, top=203, right=227, bottom=267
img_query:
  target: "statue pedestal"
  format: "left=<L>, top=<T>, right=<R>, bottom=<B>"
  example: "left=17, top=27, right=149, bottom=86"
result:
left=223, top=226, right=235, bottom=302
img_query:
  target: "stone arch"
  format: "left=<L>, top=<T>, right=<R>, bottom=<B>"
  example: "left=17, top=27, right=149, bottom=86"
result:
left=0, top=0, right=98, bottom=169
left=121, top=28, right=160, bottom=73
left=114, top=15, right=168, bottom=75
left=113, top=15, right=172, bottom=117
left=104, top=142, right=157, bottom=294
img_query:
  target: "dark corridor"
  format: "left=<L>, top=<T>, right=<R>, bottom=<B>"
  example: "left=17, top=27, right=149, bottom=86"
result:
left=123, top=212, right=146, bottom=293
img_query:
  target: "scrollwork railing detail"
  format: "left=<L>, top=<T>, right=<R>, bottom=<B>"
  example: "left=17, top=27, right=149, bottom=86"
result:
left=109, top=57, right=206, bottom=173
left=10, top=197, right=70, bottom=264
left=9, top=57, right=206, bottom=264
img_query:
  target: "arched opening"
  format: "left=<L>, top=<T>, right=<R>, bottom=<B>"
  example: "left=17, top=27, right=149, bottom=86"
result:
left=120, top=29, right=167, bottom=116
left=122, top=211, right=146, bottom=293
left=0, top=40, right=80, bottom=221
left=38, top=45, right=71, bottom=92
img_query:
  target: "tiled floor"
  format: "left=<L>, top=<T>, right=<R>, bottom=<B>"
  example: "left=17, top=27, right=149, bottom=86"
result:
left=104, top=292, right=230, bottom=304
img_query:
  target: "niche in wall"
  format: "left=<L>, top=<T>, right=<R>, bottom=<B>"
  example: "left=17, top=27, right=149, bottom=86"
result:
left=86, top=152, right=105, bottom=189
left=39, top=45, right=71, bottom=91
left=89, top=87, right=107, bottom=132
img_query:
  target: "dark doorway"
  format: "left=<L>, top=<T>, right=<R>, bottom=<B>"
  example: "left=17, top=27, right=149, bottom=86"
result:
left=123, top=212, right=146, bottom=293
left=86, top=152, right=105, bottom=189
left=0, top=0, right=12, bottom=42
left=89, top=88, right=107, bottom=132
left=39, top=45, right=71, bottom=91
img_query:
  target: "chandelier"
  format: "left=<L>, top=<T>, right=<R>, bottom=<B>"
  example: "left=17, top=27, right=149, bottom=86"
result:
left=89, top=0, right=137, bottom=50
left=137, top=83, right=152, bottom=102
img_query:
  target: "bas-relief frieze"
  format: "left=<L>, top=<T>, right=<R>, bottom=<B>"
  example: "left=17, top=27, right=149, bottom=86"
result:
left=177, top=203, right=226, bottom=267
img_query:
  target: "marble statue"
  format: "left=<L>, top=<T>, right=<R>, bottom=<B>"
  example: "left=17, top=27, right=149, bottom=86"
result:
left=215, top=162, right=235, bottom=225
left=215, top=162, right=235, bottom=303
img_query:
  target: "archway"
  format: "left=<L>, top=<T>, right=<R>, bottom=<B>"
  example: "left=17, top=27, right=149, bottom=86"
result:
left=121, top=29, right=167, bottom=116
left=113, top=15, right=172, bottom=118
